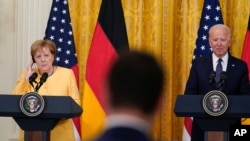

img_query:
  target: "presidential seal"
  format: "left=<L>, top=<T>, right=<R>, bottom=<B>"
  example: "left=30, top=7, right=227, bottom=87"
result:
left=19, top=92, right=45, bottom=117
left=202, top=90, right=228, bottom=116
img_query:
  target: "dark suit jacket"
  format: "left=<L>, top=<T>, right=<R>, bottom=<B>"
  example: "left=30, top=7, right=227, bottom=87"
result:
left=185, top=54, right=250, bottom=95
left=94, top=127, right=151, bottom=141
left=184, top=53, right=250, bottom=141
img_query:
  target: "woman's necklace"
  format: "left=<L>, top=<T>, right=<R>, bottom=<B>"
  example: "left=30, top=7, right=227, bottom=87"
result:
left=48, top=66, right=55, bottom=76
left=38, top=66, right=55, bottom=76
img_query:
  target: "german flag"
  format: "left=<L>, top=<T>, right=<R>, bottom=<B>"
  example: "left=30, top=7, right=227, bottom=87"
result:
left=241, top=15, right=250, bottom=78
left=81, top=0, right=129, bottom=140
left=241, top=15, right=250, bottom=125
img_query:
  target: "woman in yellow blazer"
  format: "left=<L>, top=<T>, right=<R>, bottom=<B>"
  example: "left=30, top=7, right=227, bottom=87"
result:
left=11, top=39, right=81, bottom=141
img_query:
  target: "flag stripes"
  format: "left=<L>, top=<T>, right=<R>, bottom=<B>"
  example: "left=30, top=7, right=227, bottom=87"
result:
left=81, top=0, right=129, bottom=140
left=241, top=15, right=250, bottom=78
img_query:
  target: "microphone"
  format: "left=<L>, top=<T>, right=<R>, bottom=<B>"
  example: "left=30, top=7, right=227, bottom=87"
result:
left=40, top=72, right=48, bottom=84
left=217, top=71, right=227, bottom=90
left=220, top=71, right=227, bottom=85
left=35, top=72, right=48, bottom=92
left=209, top=71, right=216, bottom=85
left=29, top=72, right=38, bottom=88
left=29, top=72, right=38, bottom=82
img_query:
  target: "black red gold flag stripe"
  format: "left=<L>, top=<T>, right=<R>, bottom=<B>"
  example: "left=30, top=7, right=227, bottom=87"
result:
left=81, top=0, right=129, bottom=140
left=241, top=15, right=250, bottom=78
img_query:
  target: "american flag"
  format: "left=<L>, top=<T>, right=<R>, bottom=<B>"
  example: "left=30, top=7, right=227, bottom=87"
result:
left=44, top=0, right=77, bottom=68
left=44, top=0, right=81, bottom=141
left=192, top=0, right=224, bottom=60
left=183, top=0, right=223, bottom=140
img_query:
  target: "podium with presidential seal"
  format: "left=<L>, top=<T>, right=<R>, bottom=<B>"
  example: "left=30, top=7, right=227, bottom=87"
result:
left=174, top=90, right=250, bottom=141
left=0, top=93, right=82, bottom=141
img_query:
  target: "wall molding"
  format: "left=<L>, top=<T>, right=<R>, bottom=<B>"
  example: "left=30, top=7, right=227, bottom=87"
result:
left=7, top=1, right=52, bottom=141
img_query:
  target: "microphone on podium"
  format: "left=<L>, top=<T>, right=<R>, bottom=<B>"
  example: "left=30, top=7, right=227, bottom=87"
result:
left=220, top=71, right=227, bottom=84
left=29, top=72, right=38, bottom=89
left=39, top=72, right=48, bottom=85
left=21, top=72, right=47, bottom=117
left=35, top=72, right=48, bottom=92
left=217, top=71, right=227, bottom=90
left=209, top=71, right=216, bottom=89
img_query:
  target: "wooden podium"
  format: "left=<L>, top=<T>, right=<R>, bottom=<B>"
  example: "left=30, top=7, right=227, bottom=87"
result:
left=174, top=94, right=250, bottom=141
left=0, top=94, right=83, bottom=141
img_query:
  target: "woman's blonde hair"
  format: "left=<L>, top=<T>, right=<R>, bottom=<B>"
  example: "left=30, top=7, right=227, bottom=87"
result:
left=30, top=39, right=56, bottom=57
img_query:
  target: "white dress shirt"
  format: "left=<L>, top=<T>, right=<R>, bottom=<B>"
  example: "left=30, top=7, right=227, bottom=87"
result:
left=212, top=52, right=228, bottom=72
left=105, top=113, right=150, bottom=134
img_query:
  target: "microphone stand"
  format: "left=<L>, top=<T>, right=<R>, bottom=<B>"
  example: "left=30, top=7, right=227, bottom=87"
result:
left=25, top=73, right=49, bottom=141
left=34, top=73, right=48, bottom=92
left=209, top=71, right=217, bottom=90
left=35, top=83, right=40, bottom=92
left=216, top=72, right=227, bottom=91
left=29, top=72, right=38, bottom=92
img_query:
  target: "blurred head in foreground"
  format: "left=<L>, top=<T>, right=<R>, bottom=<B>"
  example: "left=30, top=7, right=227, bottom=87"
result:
left=106, top=51, right=165, bottom=120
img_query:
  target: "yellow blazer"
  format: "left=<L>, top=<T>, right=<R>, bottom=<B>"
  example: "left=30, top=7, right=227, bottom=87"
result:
left=12, top=66, right=81, bottom=141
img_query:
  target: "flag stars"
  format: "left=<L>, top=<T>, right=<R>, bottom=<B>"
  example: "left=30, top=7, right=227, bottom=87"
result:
left=60, top=28, right=64, bottom=33
left=50, top=35, right=54, bottom=40
left=62, top=10, right=67, bottom=14
left=66, top=50, right=71, bottom=55
left=52, top=16, right=57, bottom=21
left=200, top=45, right=206, bottom=50
left=61, top=19, right=65, bottom=24
left=203, top=25, right=208, bottom=31
left=58, top=38, right=63, bottom=42
left=68, top=31, right=72, bottom=35
left=67, top=40, right=72, bottom=45
left=51, top=26, right=56, bottom=31
left=202, top=35, right=207, bottom=40
left=57, top=47, right=62, bottom=52
left=56, top=57, right=60, bottom=62
left=204, top=15, right=210, bottom=20
left=44, top=0, right=78, bottom=68
left=214, top=16, right=220, bottom=21
left=63, top=0, right=67, bottom=5
left=64, top=59, right=69, bottom=64
left=192, top=0, right=223, bottom=66
left=53, top=7, right=58, bottom=12
left=216, top=6, right=221, bottom=11
left=206, top=5, right=211, bottom=10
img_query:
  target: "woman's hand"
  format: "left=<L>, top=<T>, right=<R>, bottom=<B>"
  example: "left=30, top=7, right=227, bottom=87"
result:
left=25, top=61, right=35, bottom=81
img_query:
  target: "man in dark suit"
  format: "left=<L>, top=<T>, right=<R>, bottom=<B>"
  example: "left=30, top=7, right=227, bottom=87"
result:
left=94, top=51, right=165, bottom=141
left=184, top=24, right=250, bottom=141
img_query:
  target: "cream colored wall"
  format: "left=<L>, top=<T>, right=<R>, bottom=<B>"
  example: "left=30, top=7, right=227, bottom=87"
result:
left=0, top=1, right=17, bottom=141
left=0, top=1, right=51, bottom=140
